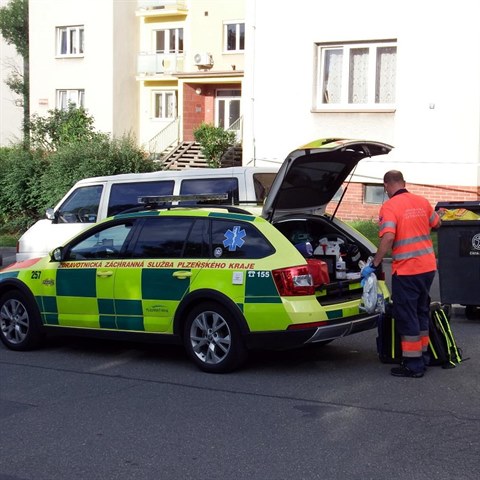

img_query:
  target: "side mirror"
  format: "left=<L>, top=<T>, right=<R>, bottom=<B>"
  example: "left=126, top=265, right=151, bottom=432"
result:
left=51, top=247, right=63, bottom=262
left=46, top=208, right=55, bottom=220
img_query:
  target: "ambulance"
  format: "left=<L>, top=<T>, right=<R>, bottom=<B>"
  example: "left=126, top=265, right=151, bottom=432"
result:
left=1, top=139, right=393, bottom=372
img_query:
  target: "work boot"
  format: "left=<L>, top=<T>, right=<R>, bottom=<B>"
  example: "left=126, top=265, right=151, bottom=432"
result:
left=391, top=365, right=424, bottom=378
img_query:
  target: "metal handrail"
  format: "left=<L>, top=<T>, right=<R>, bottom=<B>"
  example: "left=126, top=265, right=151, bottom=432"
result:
left=227, top=116, right=243, bottom=143
left=148, top=117, right=181, bottom=156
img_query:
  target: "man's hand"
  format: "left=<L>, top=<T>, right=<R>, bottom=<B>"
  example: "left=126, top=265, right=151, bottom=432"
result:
left=361, top=264, right=377, bottom=279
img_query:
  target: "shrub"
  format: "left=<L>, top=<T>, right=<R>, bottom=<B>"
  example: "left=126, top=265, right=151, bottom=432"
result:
left=193, top=122, right=236, bottom=168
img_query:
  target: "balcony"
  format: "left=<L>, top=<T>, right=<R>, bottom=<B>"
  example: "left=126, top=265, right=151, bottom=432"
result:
left=136, top=0, right=188, bottom=17
left=137, top=52, right=184, bottom=76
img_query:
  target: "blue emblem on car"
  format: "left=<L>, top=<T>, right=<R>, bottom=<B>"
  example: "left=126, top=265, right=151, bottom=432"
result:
left=223, top=226, right=246, bottom=251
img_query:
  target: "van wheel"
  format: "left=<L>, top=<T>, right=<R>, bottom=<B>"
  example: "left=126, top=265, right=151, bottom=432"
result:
left=183, top=302, right=248, bottom=373
left=0, top=291, right=43, bottom=351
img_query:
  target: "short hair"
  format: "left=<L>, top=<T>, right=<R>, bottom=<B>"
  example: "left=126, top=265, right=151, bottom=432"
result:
left=383, top=170, right=405, bottom=184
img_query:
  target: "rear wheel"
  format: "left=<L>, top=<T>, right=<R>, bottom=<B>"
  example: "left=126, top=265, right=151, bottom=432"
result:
left=0, top=290, right=43, bottom=351
left=183, top=302, right=248, bottom=373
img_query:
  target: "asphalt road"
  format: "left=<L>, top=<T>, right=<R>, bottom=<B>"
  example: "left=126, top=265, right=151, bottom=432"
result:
left=0, top=254, right=479, bottom=480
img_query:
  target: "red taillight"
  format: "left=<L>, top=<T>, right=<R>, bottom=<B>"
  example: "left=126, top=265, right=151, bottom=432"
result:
left=272, top=265, right=314, bottom=296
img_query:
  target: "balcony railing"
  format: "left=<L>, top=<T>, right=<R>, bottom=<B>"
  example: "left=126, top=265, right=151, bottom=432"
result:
left=137, top=53, right=184, bottom=75
left=137, top=0, right=188, bottom=17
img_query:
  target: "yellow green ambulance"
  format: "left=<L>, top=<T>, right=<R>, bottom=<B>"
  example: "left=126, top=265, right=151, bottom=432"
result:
left=0, top=139, right=392, bottom=372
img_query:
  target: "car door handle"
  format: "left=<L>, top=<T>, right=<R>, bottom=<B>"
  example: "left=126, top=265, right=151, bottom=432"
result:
left=172, top=270, right=192, bottom=279
left=96, top=270, right=114, bottom=277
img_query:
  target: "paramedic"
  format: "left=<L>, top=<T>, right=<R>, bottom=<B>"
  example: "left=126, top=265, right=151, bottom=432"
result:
left=366, top=170, right=441, bottom=378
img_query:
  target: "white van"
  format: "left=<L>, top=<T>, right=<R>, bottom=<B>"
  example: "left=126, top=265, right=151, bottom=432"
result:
left=16, top=166, right=278, bottom=261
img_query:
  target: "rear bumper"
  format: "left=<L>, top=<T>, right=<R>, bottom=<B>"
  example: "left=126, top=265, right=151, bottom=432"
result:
left=245, top=312, right=379, bottom=350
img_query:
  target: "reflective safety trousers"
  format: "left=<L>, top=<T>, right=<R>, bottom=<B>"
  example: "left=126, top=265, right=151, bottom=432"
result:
left=379, top=190, right=441, bottom=275
left=392, top=271, right=435, bottom=371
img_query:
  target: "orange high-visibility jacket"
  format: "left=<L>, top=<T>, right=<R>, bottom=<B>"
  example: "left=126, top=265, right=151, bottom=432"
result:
left=379, top=190, right=441, bottom=275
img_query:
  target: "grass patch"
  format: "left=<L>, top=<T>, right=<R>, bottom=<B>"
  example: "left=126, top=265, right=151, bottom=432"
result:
left=348, top=220, right=438, bottom=255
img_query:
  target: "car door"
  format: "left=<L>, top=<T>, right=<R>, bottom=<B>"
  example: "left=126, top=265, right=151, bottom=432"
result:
left=113, top=215, right=205, bottom=333
left=52, top=220, right=136, bottom=329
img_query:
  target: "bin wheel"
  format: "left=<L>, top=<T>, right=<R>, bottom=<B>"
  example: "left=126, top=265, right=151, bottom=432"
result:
left=465, top=305, right=480, bottom=320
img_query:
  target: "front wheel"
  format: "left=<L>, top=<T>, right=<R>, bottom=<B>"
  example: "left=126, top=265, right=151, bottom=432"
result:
left=0, top=290, right=44, bottom=351
left=183, top=302, right=248, bottom=373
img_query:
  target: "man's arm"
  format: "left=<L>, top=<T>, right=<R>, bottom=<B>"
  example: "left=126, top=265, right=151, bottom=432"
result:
left=373, top=232, right=395, bottom=268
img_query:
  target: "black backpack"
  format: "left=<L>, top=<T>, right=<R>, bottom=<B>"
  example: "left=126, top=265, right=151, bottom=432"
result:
left=427, top=302, right=463, bottom=368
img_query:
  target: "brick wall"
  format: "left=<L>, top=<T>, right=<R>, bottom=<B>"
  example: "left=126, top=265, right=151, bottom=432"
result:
left=327, top=183, right=480, bottom=221
left=183, top=84, right=205, bottom=142
left=182, top=83, right=241, bottom=141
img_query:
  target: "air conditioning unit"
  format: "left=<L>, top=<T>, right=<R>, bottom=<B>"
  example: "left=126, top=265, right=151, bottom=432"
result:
left=194, top=52, right=213, bottom=67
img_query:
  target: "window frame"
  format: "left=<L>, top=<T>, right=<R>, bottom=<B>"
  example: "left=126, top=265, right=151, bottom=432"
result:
left=314, top=39, right=397, bottom=112
left=57, top=89, right=85, bottom=110
left=223, top=21, right=245, bottom=53
left=364, top=184, right=387, bottom=205
left=152, top=90, right=177, bottom=119
left=154, top=27, right=184, bottom=54
left=56, top=25, right=85, bottom=57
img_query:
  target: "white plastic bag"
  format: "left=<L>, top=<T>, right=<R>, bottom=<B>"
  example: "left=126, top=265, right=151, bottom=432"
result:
left=361, top=273, right=378, bottom=314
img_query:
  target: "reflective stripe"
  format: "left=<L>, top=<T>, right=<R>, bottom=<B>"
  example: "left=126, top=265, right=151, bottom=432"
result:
left=392, top=246, right=434, bottom=260
left=393, top=234, right=431, bottom=249
left=429, top=212, right=438, bottom=224
left=380, top=220, right=396, bottom=230
left=401, top=335, right=422, bottom=357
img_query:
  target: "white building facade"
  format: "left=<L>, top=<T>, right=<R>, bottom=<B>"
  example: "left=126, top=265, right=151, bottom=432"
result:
left=29, top=0, right=139, bottom=139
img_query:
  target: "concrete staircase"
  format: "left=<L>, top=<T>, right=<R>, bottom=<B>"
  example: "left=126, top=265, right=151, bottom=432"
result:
left=159, top=142, right=242, bottom=170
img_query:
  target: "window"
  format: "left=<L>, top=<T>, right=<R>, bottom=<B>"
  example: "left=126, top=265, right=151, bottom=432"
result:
left=155, top=28, right=184, bottom=54
left=107, top=181, right=175, bottom=217
left=364, top=184, right=386, bottom=204
left=224, top=22, right=245, bottom=52
left=67, top=222, right=134, bottom=261
left=179, top=178, right=239, bottom=205
left=57, top=185, right=103, bottom=224
left=211, top=219, right=274, bottom=259
left=57, top=89, right=85, bottom=110
left=153, top=91, right=176, bottom=119
left=132, top=217, right=194, bottom=259
left=315, top=40, right=396, bottom=109
left=57, top=26, right=84, bottom=56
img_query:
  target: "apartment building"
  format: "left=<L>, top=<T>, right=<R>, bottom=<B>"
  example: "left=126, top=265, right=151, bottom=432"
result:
left=243, top=0, right=480, bottom=218
left=28, top=0, right=245, bottom=159
left=137, top=0, right=245, bottom=154
left=29, top=0, right=139, bottom=139
left=26, top=0, right=479, bottom=219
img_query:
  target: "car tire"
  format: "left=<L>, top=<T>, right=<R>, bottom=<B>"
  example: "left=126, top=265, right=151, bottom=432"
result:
left=0, top=290, right=44, bottom=351
left=183, top=301, right=248, bottom=373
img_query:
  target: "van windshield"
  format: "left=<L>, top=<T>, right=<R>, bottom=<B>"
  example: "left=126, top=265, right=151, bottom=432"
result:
left=56, top=185, right=103, bottom=223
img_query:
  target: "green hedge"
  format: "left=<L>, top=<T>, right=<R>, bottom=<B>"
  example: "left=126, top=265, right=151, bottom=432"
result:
left=0, top=135, right=160, bottom=237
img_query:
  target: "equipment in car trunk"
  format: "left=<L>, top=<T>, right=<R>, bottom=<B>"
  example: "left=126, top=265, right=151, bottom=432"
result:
left=306, top=258, right=330, bottom=286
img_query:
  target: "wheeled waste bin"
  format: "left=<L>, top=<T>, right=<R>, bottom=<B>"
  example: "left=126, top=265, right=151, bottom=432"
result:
left=435, top=201, right=480, bottom=319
